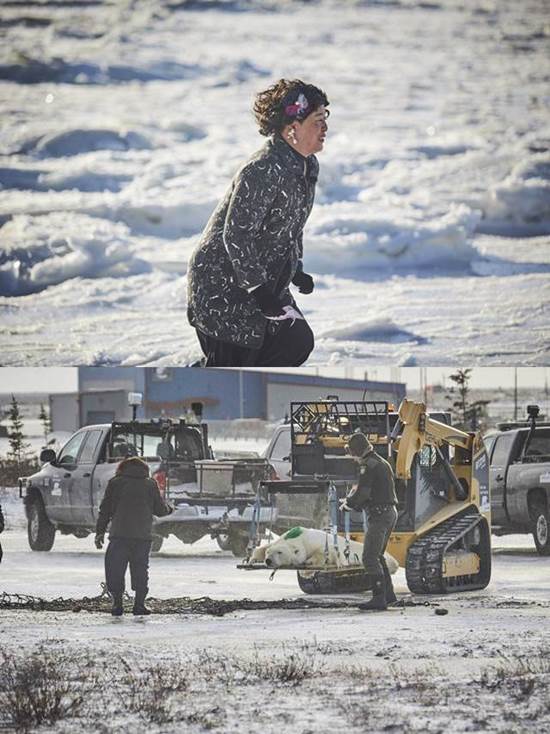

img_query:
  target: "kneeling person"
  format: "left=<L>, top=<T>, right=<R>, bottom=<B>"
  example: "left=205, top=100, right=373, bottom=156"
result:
left=342, top=433, right=398, bottom=611
left=95, top=457, right=172, bottom=616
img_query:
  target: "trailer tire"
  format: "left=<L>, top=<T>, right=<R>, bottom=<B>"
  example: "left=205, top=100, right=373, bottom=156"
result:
left=532, top=503, right=550, bottom=556
left=229, top=532, right=250, bottom=558
left=151, top=535, right=164, bottom=553
left=216, top=533, right=232, bottom=552
left=27, top=496, right=56, bottom=551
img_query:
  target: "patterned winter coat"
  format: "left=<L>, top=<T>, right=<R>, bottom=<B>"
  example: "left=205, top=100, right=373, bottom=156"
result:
left=187, top=135, right=319, bottom=349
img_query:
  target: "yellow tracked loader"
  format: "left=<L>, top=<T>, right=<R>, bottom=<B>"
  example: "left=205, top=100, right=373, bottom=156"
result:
left=240, top=398, right=491, bottom=595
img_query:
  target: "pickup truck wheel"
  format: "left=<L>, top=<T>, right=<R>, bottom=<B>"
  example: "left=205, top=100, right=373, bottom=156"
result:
left=532, top=505, right=550, bottom=556
left=150, top=535, right=164, bottom=553
left=27, top=497, right=56, bottom=551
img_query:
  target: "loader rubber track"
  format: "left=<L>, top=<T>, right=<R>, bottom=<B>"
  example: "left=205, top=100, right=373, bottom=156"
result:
left=405, top=506, right=491, bottom=594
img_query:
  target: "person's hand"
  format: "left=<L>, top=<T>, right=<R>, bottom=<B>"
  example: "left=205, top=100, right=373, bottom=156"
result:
left=251, top=284, right=286, bottom=317
left=291, top=266, right=314, bottom=294
left=94, top=533, right=104, bottom=549
left=339, top=498, right=351, bottom=512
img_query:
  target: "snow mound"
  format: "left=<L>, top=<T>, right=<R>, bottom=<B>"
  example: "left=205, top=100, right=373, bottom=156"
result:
left=0, top=214, right=150, bottom=296
left=102, top=198, right=216, bottom=238
left=320, top=317, right=425, bottom=344
left=0, top=58, right=207, bottom=85
left=481, top=153, right=550, bottom=235
left=307, top=203, right=480, bottom=271
left=0, top=165, right=130, bottom=193
left=32, top=129, right=151, bottom=158
left=414, top=143, right=471, bottom=158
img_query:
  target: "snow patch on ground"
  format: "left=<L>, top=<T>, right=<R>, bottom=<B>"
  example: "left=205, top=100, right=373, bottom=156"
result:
left=0, top=0, right=548, bottom=365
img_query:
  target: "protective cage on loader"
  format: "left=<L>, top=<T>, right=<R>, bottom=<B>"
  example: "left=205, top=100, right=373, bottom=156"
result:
left=239, top=398, right=492, bottom=596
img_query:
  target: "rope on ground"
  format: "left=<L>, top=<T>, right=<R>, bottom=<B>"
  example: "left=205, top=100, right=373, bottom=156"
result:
left=0, top=590, right=435, bottom=616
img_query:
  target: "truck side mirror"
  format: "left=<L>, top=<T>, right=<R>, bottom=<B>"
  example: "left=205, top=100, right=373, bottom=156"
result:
left=40, top=448, right=57, bottom=464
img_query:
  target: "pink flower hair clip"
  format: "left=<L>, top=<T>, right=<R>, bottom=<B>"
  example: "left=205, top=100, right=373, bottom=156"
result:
left=284, top=93, right=310, bottom=119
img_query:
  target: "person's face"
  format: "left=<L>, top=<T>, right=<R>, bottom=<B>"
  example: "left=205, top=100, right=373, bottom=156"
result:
left=293, top=105, right=329, bottom=156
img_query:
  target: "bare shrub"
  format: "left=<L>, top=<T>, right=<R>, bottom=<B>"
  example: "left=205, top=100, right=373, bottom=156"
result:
left=110, top=657, right=189, bottom=724
left=297, top=636, right=354, bottom=657
left=182, top=705, right=226, bottom=729
left=388, top=662, right=445, bottom=693
left=479, top=652, right=550, bottom=699
left=234, top=644, right=324, bottom=685
left=195, top=649, right=237, bottom=684
left=0, top=457, right=40, bottom=488
left=336, top=663, right=380, bottom=683
left=192, top=643, right=323, bottom=687
left=0, top=644, right=84, bottom=732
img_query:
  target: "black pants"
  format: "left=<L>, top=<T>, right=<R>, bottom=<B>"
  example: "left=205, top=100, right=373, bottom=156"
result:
left=105, top=537, right=151, bottom=598
left=362, top=506, right=398, bottom=576
left=197, top=317, right=314, bottom=367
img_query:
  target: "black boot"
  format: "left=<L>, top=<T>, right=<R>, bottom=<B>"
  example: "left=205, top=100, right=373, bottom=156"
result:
left=381, top=557, right=397, bottom=605
left=110, top=593, right=123, bottom=617
left=133, top=590, right=151, bottom=616
left=358, top=574, right=387, bottom=611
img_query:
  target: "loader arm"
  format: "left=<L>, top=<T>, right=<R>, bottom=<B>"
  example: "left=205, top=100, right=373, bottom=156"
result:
left=395, top=399, right=473, bottom=480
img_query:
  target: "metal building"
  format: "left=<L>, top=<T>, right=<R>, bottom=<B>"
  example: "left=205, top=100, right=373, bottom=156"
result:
left=50, top=367, right=406, bottom=431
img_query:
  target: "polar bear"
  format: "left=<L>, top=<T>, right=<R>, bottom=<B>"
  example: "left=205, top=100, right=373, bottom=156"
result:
left=251, top=526, right=399, bottom=574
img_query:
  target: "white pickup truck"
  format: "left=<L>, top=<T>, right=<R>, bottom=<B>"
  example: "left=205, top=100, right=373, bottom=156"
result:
left=19, top=419, right=272, bottom=556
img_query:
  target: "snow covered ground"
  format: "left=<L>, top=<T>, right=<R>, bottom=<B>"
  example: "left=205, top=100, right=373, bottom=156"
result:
left=0, top=0, right=549, bottom=366
left=0, top=493, right=549, bottom=732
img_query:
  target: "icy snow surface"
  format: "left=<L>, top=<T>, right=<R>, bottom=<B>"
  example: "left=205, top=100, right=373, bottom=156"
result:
left=1, top=489, right=549, bottom=732
left=0, top=0, right=549, bottom=365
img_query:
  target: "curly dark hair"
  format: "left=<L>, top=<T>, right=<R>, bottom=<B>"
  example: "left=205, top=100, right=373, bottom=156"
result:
left=253, top=78, right=329, bottom=137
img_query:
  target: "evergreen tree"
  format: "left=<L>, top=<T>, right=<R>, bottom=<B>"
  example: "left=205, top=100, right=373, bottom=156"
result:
left=446, top=369, right=471, bottom=428
left=446, top=370, right=490, bottom=431
left=39, top=402, right=51, bottom=443
left=7, top=395, right=31, bottom=464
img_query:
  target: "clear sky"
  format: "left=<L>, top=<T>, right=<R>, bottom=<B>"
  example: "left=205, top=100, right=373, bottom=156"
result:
left=0, top=366, right=548, bottom=393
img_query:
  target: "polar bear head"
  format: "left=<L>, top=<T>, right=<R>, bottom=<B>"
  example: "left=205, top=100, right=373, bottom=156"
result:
left=264, top=527, right=309, bottom=568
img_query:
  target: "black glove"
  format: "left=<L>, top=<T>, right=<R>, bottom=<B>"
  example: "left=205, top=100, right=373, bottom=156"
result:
left=94, top=533, right=104, bottom=549
left=291, top=262, right=314, bottom=294
left=251, top=284, right=285, bottom=317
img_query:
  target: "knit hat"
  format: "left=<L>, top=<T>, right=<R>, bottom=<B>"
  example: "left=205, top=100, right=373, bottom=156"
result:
left=346, top=432, right=373, bottom=458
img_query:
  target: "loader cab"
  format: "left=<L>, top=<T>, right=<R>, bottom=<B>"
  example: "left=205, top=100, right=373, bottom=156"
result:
left=394, top=433, right=452, bottom=532
left=286, top=399, right=457, bottom=535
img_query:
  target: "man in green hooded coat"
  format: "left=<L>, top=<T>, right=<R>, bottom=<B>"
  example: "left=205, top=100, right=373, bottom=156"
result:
left=341, top=432, right=399, bottom=610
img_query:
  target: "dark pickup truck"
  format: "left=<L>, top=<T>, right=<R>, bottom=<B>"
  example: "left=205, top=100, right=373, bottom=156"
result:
left=18, top=419, right=270, bottom=555
left=486, top=406, right=550, bottom=555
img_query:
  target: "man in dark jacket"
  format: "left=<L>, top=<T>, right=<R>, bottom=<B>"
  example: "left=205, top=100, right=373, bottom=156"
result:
left=95, top=457, right=172, bottom=616
left=341, top=433, right=399, bottom=611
